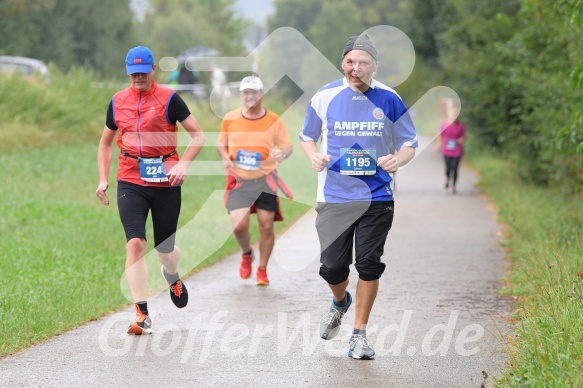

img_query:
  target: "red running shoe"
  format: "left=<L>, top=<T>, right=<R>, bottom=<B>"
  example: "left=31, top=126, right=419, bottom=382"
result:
left=239, top=250, right=254, bottom=279
left=256, top=266, right=270, bottom=286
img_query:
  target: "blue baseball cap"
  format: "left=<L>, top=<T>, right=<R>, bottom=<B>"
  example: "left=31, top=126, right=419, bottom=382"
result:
left=125, top=46, right=154, bottom=75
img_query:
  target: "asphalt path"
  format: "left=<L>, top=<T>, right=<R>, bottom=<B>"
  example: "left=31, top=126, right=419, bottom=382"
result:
left=0, top=137, right=512, bottom=387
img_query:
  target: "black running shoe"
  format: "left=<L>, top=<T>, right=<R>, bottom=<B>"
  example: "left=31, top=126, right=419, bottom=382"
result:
left=161, top=266, right=189, bottom=308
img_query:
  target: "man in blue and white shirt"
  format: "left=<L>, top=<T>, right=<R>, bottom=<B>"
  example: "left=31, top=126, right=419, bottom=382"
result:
left=299, top=34, right=418, bottom=360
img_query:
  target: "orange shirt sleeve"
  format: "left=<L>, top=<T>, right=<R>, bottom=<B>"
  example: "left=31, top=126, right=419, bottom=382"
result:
left=218, top=116, right=230, bottom=146
left=274, top=117, right=292, bottom=149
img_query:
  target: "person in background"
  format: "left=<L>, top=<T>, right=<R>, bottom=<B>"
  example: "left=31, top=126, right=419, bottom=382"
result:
left=211, top=66, right=230, bottom=115
left=217, top=76, right=293, bottom=286
left=438, top=106, right=466, bottom=194
left=299, top=34, right=418, bottom=360
left=178, top=65, right=199, bottom=85
left=96, top=46, right=205, bottom=335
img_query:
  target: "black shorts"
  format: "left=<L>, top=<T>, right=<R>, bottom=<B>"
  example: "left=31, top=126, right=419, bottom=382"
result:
left=315, top=201, right=394, bottom=284
left=226, top=176, right=278, bottom=213
left=117, top=181, right=181, bottom=253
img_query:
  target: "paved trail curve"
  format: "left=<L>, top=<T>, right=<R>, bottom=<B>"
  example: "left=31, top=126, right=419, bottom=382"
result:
left=0, top=136, right=512, bottom=387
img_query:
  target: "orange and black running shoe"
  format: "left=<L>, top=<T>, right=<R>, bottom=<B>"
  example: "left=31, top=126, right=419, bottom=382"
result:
left=161, top=266, right=189, bottom=308
left=127, top=304, right=152, bottom=335
left=169, top=279, right=188, bottom=308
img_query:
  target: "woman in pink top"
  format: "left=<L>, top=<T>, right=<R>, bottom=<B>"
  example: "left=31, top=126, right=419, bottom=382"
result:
left=439, top=117, right=466, bottom=194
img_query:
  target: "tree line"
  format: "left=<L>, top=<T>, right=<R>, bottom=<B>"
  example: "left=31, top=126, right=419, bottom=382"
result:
left=1, top=0, right=581, bottom=193
left=434, top=0, right=583, bottom=195
left=0, top=0, right=248, bottom=77
left=266, top=0, right=582, bottom=194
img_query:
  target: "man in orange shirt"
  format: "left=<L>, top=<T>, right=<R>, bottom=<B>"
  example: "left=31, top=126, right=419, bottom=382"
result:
left=217, top=76, right=293, bottom=285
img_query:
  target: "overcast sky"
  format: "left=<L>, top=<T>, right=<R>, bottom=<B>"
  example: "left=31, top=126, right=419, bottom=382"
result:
left=235, top=0, right=274, bottom=25
left=130, top=0, right=274, bottom=25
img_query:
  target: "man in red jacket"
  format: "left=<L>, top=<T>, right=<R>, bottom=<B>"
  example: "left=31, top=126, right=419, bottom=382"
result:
left=96, top=46, right=205, bottom=334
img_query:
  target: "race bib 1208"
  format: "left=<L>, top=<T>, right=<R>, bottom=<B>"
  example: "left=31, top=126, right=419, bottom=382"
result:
left=236, top=149, right=261, bottom=171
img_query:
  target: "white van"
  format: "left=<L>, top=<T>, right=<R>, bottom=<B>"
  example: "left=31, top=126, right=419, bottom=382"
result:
left=0, top=56, right=51, bottom=83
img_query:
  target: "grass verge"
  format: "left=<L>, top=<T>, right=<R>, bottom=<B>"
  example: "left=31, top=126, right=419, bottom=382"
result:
left=467, top=150, right=583, bottom=386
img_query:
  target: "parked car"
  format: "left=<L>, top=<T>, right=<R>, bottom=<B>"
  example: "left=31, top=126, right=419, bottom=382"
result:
left=0, top=55, right=51, bottom=83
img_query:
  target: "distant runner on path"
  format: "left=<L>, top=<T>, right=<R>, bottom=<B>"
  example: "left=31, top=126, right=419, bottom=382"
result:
left=438, top=102, right=466, bottom=194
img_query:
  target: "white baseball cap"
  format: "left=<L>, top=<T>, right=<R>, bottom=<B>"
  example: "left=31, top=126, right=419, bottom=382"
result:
left=239, top=76, right=263, bottom=91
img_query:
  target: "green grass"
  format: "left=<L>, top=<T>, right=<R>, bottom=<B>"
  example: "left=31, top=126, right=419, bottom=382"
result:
left=0, top=68, right=119, bottom=153
left=0, top=74, right=314, bottom=356
left=4, top=71, right=583, bottom=386
left=466, top=149, right=583, bottom=387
